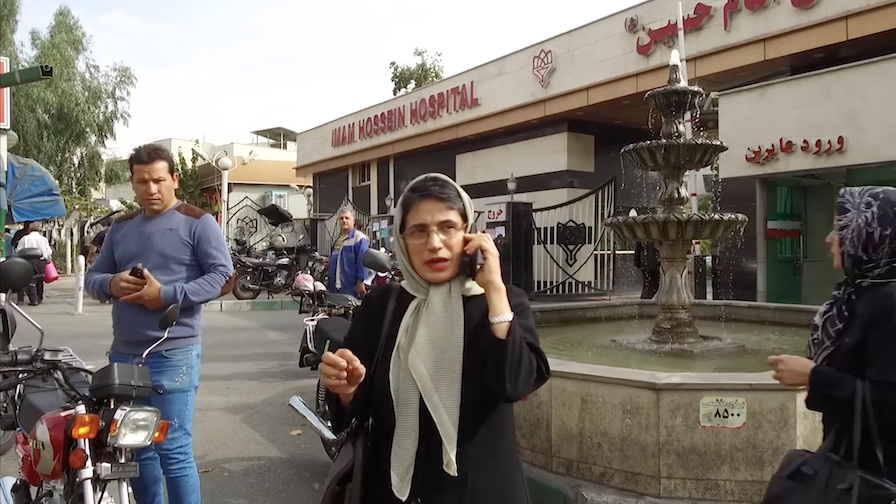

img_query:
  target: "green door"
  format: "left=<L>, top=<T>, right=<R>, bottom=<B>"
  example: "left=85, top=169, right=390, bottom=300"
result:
left=767, top=182, right=805, bottom=304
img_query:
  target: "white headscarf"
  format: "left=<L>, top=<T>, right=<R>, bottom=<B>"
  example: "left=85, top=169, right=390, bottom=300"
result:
left=388, top=173, right=484, bottom=501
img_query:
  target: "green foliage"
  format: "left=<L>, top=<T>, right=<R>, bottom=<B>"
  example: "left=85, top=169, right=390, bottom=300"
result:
left=389, top=48, right=444, bottom=97
left=0, top=0, right=21, bottom=68
left=174, top=141, right=210, bottom=211
left=103, top=157, right=130, bottom=186
left=2, top=3, right=136, bottom=207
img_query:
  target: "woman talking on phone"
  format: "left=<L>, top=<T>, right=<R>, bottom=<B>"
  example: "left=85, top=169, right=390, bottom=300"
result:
left=319, top=173, right=551, bottom=503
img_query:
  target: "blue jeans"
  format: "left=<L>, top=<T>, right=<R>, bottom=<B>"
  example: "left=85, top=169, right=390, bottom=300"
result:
left=109, top=344, right=202, bottom=504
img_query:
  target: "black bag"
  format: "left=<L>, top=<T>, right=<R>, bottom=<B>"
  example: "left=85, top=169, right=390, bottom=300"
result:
left=761, top=381, right=896, bottom=504
left=320, top=284, right=399, bottom=504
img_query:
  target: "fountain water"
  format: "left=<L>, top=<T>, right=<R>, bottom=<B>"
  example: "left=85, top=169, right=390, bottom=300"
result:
left=603, top=50, right=749, bottom=352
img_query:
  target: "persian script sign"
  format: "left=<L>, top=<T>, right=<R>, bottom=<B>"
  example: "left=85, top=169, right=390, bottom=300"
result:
left=699, top=396, right=747, bottom=429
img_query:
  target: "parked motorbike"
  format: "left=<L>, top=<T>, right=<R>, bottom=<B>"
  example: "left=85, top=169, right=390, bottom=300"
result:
left=0, top=252, right=181, bottom=504
left=288, top=248, right=397, bottom=460
left=231, top=204, right=319, bottom=300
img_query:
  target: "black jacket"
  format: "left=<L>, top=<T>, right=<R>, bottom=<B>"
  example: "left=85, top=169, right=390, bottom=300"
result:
left=329, top=283, right=551, bottom=503
left=806, top=282, right=896, bottom=482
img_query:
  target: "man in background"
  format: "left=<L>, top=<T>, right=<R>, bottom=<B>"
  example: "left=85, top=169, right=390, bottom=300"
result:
left=327, top=207, right=369, bottom=297
left=634, top=240, right=661, bottom=299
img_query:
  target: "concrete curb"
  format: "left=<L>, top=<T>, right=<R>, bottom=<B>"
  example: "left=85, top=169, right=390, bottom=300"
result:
left=523, top=464, right=735, bottom=504
left=204, top=298, right=300, bottom=312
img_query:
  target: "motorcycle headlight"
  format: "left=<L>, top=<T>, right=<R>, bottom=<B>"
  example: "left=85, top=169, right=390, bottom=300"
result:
left=107, top=405, right=162, bottom=449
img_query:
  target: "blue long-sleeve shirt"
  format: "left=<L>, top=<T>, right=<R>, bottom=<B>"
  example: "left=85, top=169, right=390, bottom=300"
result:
left=85, top=201, right=233, bottom=355
left=327, top=228, right=369, bottom=295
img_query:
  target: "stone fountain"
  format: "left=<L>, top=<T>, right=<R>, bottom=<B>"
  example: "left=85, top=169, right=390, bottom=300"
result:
left=603, top=50, right=749, bottom=352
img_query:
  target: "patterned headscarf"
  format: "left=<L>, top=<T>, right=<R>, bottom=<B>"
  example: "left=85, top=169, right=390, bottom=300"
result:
left=807, top=186, right=896, bottom=364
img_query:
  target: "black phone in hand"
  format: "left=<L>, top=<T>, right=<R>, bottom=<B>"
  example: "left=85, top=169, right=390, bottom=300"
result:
left=129, top=266, right=145, bottom=279
left=461, top=251, right=481, bottom=279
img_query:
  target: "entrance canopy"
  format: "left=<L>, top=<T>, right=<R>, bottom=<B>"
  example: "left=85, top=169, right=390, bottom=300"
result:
left=4, top=153, right=67, bottom=223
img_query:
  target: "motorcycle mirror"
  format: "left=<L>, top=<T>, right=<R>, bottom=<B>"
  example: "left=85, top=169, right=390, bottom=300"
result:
left=158, top=304, right=181, bottom=330
left=362, top=248, right=392, bottom=273
left=0, top=257, right=37, bottom=292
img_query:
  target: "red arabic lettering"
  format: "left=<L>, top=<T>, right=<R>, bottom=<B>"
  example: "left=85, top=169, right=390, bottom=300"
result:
left=744, top=0, right=772, bottom=11
left=791, top=0, right=820, bottom=8
left=762, top=143, right=778, bottom=163
left=779, top=138, right=795, bottom=153
left=745, top=146, right=763, bottom=164
left=835, top=135, right=847, bottom=152
left=723, top=0, right=741, bottom=31
left=636, top=2, right=714, bottom=56
left=747, top=136, right=846, bottom=165
left=487, top=209, right=504, bottom=220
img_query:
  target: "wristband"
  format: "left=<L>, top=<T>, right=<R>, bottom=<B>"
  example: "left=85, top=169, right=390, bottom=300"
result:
left=488, top=312, right=514, bottom=325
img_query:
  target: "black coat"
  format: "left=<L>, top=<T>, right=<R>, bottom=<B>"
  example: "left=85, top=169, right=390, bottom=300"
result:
left=328, top=283, right=551, bottom=503
left=805, top=282, right=896, bottom=482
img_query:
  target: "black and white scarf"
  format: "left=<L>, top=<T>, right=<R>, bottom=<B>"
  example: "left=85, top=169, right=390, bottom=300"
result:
left=807, top=186, right=896, bottom=365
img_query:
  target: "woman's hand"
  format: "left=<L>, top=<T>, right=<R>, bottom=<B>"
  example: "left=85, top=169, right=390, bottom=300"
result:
left=768, top=355, right=815, bottom=387
left=320, top=348, right=366, bottom=401
left=464, top=233, right=503, bottom=293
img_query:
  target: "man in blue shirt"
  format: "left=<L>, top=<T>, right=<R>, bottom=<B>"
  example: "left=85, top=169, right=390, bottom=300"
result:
left=327, top=207, right=369, bottom=297
left=85, top=143, right=233, bottom=504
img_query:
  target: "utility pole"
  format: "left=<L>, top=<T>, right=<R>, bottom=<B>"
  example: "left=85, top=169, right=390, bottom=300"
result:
left=0, top=58, right=54, bottom=257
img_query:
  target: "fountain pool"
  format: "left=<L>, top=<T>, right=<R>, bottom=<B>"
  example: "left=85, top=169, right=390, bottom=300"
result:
left=539, top=318, right=806, bottom=373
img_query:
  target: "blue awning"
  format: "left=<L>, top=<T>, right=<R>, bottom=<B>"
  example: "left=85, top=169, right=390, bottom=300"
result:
left=3, top=153, right=67, bottom=223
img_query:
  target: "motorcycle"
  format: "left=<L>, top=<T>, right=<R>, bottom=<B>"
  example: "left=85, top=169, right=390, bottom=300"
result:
left=288, top=248, right=397, bottom=460
left=0, top=251, right=181, bottom=504
left=231, top=204, right=319, bottom=300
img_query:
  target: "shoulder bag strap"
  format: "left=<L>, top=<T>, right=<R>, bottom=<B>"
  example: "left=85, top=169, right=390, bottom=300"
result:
left=354, top=283, right=400, bottom=424
left=860, top=380, right=888, bottom=473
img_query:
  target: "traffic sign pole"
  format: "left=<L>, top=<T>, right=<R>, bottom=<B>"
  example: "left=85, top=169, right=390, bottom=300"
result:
left=0, top=59, right=54, bottom=257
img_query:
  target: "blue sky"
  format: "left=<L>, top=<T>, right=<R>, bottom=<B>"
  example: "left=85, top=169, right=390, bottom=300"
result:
left=15, top=0, right=640, bottom=157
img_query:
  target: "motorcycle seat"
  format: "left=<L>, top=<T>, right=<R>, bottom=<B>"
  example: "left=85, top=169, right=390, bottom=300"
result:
left=324, top=293, right=361, bottom=308
left=240, top=257, right=277, bottom=268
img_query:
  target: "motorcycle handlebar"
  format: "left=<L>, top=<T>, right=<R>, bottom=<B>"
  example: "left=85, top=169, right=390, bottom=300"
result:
left=0, top=348, right=37, bottom=368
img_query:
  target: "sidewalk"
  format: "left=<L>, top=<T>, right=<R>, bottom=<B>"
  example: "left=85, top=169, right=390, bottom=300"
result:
left=24, top=275, right=299, bottom=315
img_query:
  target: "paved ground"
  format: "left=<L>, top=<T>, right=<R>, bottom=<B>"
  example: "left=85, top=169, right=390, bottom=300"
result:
left=1, top=303, right=330, bottom=503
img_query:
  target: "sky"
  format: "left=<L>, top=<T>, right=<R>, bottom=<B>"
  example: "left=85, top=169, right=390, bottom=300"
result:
left=14, top=0, right=641, bottom=158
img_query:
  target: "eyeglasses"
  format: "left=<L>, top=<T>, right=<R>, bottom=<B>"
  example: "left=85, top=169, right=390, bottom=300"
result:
left=402, top=223, right=463, bottom=245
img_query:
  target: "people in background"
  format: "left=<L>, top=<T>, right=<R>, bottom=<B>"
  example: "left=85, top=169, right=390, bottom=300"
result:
left=3, top=228, right=13, bottom=259
left=15, top=221, right=53, bottom=306
left=768, top=185, right=896, bottom=484
left=86, top=219, right=111, bottom=265
left=327, top=207, right=370, bottom=297
left=319, top=173, right=550, bottom=503
left=634, top=240, right=661, bottom=299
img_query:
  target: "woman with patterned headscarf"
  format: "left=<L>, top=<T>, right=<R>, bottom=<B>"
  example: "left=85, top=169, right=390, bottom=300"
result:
left=768, top=185, right=896, bottom=482
left=318, top=173, right=550, bottom=503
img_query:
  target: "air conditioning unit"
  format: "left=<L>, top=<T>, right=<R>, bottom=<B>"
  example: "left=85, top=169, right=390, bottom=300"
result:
left=264, top=190, right=289, bottom=210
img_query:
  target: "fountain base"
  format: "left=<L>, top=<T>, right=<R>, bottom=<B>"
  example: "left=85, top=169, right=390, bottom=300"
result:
left=610, top=334, right=745, bottom=355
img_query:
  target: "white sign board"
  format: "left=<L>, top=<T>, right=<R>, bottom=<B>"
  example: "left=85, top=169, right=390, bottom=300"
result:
left=484, top=203, right=506, bottom=223
left=0, top=57, right=10, bottom=130
left=699, top=396, right=747, bottom=429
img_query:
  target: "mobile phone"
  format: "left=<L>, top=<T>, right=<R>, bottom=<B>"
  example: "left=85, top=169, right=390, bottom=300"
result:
left=461, top=251, right=482, bottom=279
left=129, top=266, right=145, bottom=279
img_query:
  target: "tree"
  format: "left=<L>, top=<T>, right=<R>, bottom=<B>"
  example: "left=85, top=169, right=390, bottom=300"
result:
left=389, top=47, right=444, bottom=97
left=175, top=142, right=207, bottom=209
left=2, top=2, right=136, bottom=206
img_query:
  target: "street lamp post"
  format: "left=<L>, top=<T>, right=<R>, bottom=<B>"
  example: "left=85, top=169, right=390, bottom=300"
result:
left=192, top=147, right=239, bottom=236
left=506, top=173, right=517, bottom=202
left=303, top=186, right=313, bottom=218
left=384, top=193, right=393, bottom=212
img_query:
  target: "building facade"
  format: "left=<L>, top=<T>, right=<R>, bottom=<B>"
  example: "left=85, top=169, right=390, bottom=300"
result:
left=717, top=54, right=896, bottom=304
left=294, top=0, right=896, bottom=296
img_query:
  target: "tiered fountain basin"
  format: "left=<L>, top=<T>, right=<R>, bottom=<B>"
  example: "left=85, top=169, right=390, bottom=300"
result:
left=621, top=138, right=728, bottom=173
left=603, top=213, right=749, bottom=243
left=517, top=300, right=823, bottom=503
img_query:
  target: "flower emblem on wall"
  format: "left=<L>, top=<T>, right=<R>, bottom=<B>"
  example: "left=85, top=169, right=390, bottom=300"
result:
left=532, top=49, right=555, bottom=89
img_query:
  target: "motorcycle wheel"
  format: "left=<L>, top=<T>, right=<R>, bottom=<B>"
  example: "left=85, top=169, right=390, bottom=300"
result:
left=0, top=390, right=14, bottom=455
left=232, top=272, right=262, bottom=300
